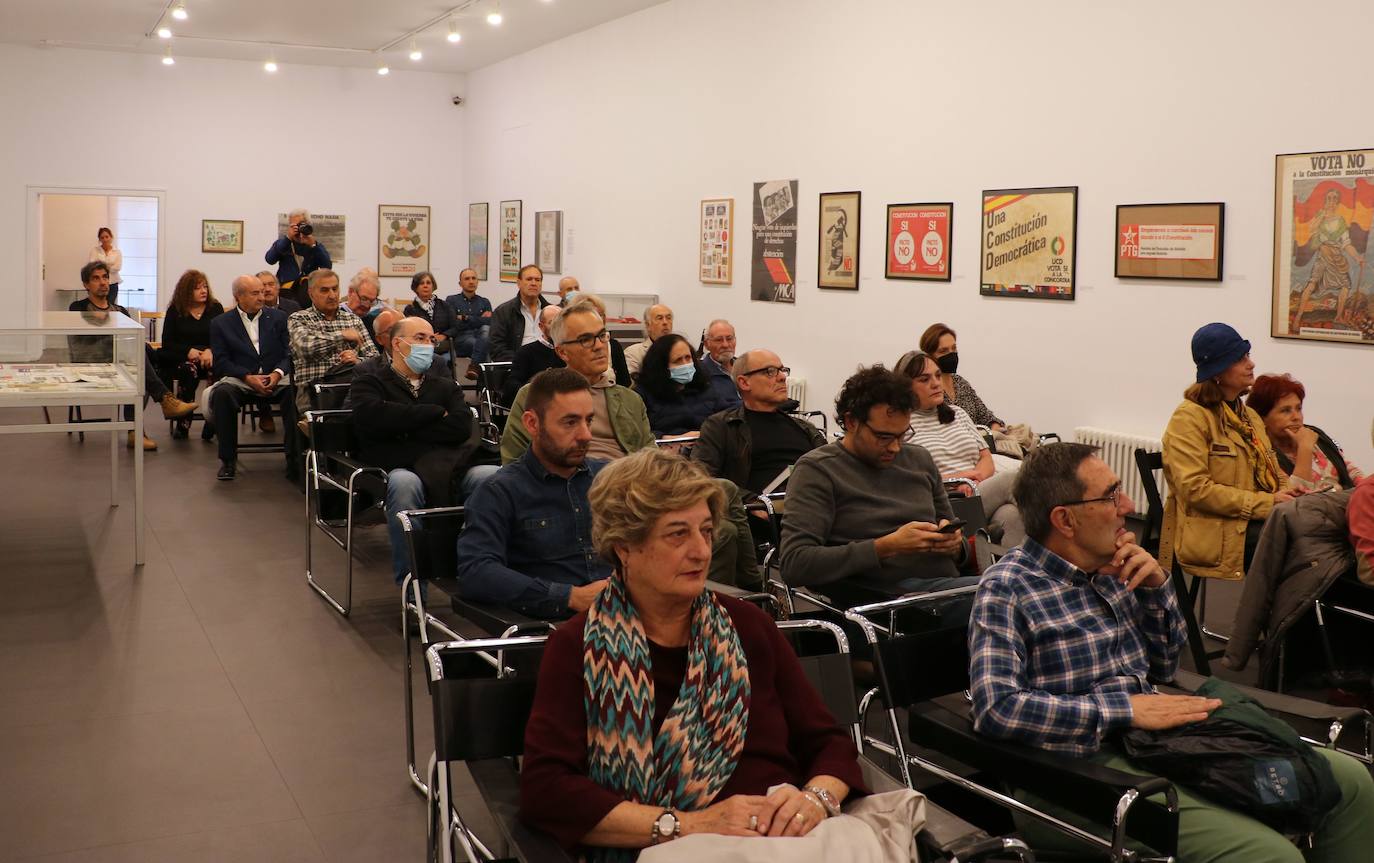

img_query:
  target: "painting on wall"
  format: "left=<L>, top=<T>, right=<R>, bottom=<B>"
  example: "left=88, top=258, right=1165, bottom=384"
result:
left=1114, top=203, right=1224, bottom=281
left=1273, top=148, right=1374, bottom=344
left=276, top=212, right=345, bottom=261
left=979, top=186, right=1076, bottom=300
left=699, top=198, right=733, bottom=284
left=377, top=205, right=430, bottom=277
left=500, top=199, right=522, bottom=283
left=201, top=219, right=243, bottom=253
left=468, top=202, right=489, bottom=280
left=885, top=203, right=951, bottom=281
left=535, top=210, right=563, bottom=274
left=817, top=191, right=861, bottom=290
left=751, top=179, right=798, bottom=303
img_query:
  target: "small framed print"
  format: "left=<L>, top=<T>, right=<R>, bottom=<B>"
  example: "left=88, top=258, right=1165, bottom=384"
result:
left=885, top=203, right=952, bottom=280
left=468, top=202, right=489, bottom=280
left=699, top=198, right=733, bottom=284
left=499, top=199, right=522, bottom=282
left=201, top=219, right=244, bottom=253
left=535, top=210, right=563, bottom=274
left=818, top=191, right=861, bottom=290
left=1115, top=203, right=1224, bottom=281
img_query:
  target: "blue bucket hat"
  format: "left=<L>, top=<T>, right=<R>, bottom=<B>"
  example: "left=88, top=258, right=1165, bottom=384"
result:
left=1191, top=323, right=1251, bottom=383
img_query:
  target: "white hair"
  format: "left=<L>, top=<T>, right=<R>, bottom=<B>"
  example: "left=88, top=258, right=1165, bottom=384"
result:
left=288, top=208, right=310, bottom=222
left=348, top=267, right=380, bottom=295
left=552, top=299, right=603, bottom=346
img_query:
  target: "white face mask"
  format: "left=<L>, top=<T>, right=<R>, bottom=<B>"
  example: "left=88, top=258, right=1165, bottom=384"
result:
left=668, top=363, right=696, bottom=385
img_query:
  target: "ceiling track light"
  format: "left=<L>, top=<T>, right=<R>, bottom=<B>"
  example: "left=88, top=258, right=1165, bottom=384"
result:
left=264, top=56, right=278, bottom=73
left=487, top=3, right=503, bottom=26
left=156, top=25, right=172, bottom=39
left=161, top=45, right=175, bottom=65
left=171, top=2, right=188, bottom=21
left=447, top=20, right=462, bottom=43
left=377, top=59, right=390, bottom=75
left=408, top=38, right=422, bottom=61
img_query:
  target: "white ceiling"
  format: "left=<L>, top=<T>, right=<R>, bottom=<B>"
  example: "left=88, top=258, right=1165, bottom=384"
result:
left=2, top=0, right=667, bottom=74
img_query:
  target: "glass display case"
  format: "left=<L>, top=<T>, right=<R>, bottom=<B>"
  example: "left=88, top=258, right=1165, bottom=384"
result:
left=596, top=292, right=658, bottom=346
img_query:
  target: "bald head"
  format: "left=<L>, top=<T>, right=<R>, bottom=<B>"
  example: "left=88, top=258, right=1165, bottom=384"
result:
left=538, top=304, right=561, bottom=342
left=390, top=316, right=436, bottom=376
left=372, top=308, right=404, bottom=355
left=644, top=304, right=674, bottom=340
left=232, top=274, right=265, bottom=315
left=558, top=276, right=580, bottom=298
left=734, top=349, right=789, bottom=411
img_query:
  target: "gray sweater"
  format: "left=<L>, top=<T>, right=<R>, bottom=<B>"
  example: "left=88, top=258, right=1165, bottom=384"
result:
left=780, top=442, right=959, bottom=588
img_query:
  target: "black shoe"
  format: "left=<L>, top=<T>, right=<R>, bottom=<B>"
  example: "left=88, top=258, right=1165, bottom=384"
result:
left=201, top=423, right=216, bottom=441
left=171, top=419, right=190, bottom=440
left=217, top=460, right=236, bottom=481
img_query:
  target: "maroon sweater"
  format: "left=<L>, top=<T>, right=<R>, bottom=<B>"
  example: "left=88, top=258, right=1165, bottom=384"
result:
left=519, top=595, right=866, bottom=849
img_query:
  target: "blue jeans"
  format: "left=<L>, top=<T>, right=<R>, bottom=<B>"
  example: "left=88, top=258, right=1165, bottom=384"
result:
left=451, top=324, right=490, bottom=366
left=385, top=464, right=500, bottom=583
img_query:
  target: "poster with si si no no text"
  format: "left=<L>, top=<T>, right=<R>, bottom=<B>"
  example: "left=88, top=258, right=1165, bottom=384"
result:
left=886, top=203, right=952, bottom=281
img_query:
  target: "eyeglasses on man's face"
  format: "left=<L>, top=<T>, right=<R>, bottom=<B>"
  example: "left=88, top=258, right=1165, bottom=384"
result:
left=861, top=422, right=915, bottom=446
left=1058, top=482, right=1122, bottom=509
left=740, top=365, right=790, bottom=380
left=560, top=329, right=611, bottom=349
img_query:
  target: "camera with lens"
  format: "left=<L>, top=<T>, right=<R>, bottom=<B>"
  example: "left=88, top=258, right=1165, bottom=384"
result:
left=296, top=222, right=314, bottom=237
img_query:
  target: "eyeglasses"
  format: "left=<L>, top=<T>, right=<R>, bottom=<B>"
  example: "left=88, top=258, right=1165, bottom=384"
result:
left=861, top=422, right=916, bottom=445
left=1058, top=483, right=1122, bottom=509
left=740, top=365, right=791, bottom=380
left=559, top=329, right=611, bottom=349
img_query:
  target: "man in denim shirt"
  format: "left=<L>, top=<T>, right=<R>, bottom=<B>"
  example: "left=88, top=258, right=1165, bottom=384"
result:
left=446, top=268, right=493, bottom=380
left=456, top=368, right=610, bottom=618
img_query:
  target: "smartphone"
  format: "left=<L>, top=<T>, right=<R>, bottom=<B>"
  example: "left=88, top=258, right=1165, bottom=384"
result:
left=937, top=519, right=967, bottom=534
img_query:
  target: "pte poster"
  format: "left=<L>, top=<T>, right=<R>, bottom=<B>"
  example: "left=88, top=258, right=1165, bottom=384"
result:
left=751, top=179, right=798, bottom=303
left=468, top=202, right=489, bottom=281
left=886, top=203, right=952, bottom=281
left=377, top=205, right=430, bottom=278
left=700, top=198, right=733, bottom=284
left=979, top=186, right=1077, bottom=300
left=499, top=199, right=522, bottom=283
left=1273, top=149, right=1374, bottom=344
left=1114, top=203, right=1224, bottom=281
left=818, top=191, right=861, bottom=290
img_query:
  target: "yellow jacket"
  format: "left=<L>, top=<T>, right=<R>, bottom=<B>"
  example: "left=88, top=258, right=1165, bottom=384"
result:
left=1160, top=399, right=1281, bottom=581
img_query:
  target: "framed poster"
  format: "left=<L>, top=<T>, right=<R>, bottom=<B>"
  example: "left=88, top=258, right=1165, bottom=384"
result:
left=499, top=199, right=522, bottom=282
left=468, top=202, right=489, bottom=280
left=979, top=186, right=1077, bottom=300
left=277, top=212, right=346, bottom=260
left=1273, top=149, right=1374, bottom=344
left=885, top=203, right=951, bottom=281
left=1115, top=203, right=1224, bottom=281
left=377, top=205, right=430, bottom=277
left=201, top=219, right=243, bottom=253
left=751, top=179, right=798, bottom=303
left=699, top=198, right=733, bottom=284
left=818, top=191, right=861, bottom=290
left=535, top=210, right=563, bottom=274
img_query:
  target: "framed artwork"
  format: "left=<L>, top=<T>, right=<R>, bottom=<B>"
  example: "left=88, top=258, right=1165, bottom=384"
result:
left=535, top=210, right=563, bottom=274
left=276, top=212, right=345, bottom=260
left=1114, top=203, right=1224, bottom=281
left=499, top=199, right=522, bottom=282
left=751, top=179, right=799, bottom=303
left=699, top=198, right=733, bottom=284
left=468, top=202, right=489, bottom=280
left=885, top=203, right=952, bottom=281
left=1273, top=148, right=1374, bottom=344
left=201, top=219, right=243, bottom=253
left=979, top=186, right=1077, bottom=300
left=377, top=205, right=430, bottom=277
left=817, top=191, right=861, bottom=290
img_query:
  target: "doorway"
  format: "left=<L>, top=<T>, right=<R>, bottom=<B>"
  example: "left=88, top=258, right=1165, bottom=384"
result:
left=39, top=193, right=160, bottom=314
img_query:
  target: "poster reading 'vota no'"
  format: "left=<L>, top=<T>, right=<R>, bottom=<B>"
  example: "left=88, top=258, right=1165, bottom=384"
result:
left=979, top=186, right=1077, bottom=300
left=751, top=179, right=799, bottom=303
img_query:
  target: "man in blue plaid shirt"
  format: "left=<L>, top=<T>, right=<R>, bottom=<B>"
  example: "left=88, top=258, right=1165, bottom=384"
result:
left=969, top=442, right=1374, bottom=862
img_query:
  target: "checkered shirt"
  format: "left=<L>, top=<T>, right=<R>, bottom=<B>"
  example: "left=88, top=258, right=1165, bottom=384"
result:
left=968, top=538, right=1188, bottom=756
left=287, top=305, right=378, bottom=387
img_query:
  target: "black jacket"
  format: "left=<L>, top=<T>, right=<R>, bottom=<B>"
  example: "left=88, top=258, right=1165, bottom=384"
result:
left=505, top=340, right=564, bottom=404
left=404, top=299, right=458, bottom=353
left=348, top=365, right=480, bottom=505
left=1274, top=424, right=1355, bottom=489
left=158, top=302, right=224, bottom=367
left=691, top=401, right=825, bottom=492
left=487, top=295, right=550, bottom=361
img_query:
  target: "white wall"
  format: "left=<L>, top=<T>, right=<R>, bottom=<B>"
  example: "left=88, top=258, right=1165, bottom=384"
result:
left=2, top=45, right=466, bottom=322
left=462, top=0, right=1374, bottom=469
left=40, top=194, right=110, bottom=308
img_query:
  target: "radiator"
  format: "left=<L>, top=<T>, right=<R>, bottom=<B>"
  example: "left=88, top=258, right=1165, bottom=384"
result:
left=1072, top=427, right=1164, bottom=509
left=787, top=377, right=806, bottom=409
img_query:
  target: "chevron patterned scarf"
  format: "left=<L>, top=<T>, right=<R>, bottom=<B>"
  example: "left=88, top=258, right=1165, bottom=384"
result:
left=582, top=574, right=750, bottom=858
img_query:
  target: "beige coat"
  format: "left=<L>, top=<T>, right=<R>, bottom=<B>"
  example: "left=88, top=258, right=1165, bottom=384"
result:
left=1160, top=399, right=1281, bottom=581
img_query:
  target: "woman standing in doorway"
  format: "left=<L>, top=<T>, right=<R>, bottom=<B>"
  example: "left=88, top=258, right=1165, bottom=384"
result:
left=88, top=228, right=123, bottom=306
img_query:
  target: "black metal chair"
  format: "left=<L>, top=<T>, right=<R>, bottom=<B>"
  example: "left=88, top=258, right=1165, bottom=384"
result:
left=476, top=362, right=514, bottom=447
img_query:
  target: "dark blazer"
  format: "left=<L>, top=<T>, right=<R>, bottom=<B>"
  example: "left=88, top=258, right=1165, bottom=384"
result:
left=267, top=297, right=302, bottom=315
left=404, top=299, right=458, bottom=353
left=691, top=401, right=825, bottom=492
left=609, top=338, right=631, bottom=388
left=505, top=340, right=565, bottom=404
left=209, top=307, right=293, bottom=380
left=488, top=295, right=551, bottom=362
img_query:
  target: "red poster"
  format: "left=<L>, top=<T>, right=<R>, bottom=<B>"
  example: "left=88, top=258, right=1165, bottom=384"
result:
left=886, top=203, right=952, bottom=281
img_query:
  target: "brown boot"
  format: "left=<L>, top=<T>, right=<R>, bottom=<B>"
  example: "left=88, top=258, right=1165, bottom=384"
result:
left=259, top=415, right=276, bottom=434
left=127, top=431, right=157, bottom=451
left=464, top=366, right=479, bottom=381
left=159, top=393, right=196, bottom=419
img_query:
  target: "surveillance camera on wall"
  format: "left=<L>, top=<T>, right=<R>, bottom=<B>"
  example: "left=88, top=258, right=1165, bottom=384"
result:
left=451, top=96, right=464, bottom=106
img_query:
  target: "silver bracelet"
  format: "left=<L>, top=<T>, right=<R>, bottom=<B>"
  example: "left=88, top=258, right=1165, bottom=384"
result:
left=802, top=785, right=840, bottom=818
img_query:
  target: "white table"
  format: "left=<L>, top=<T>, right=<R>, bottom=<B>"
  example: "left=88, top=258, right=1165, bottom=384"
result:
left=0, top=311, right=145, bottom=564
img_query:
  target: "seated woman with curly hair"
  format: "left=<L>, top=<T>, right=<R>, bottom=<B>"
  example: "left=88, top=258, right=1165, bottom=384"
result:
left=519, top=448, right=866, bottom=856
left=1246, top=373, right=1364, bottom=492
left=634, top=333, right=736, bottom=436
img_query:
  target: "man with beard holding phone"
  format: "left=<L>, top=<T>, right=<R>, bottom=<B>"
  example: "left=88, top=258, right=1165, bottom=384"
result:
left=265, top=207, right=332, bottom=307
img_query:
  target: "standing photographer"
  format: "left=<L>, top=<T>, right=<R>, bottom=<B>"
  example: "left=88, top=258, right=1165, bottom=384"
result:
left=265, top=207, right=332, bottom=308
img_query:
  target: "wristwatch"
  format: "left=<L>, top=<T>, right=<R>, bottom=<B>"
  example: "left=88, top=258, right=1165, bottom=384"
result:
left=803, top=785, right=841, bottom=818
left=650, top=808, right=681, bottom=845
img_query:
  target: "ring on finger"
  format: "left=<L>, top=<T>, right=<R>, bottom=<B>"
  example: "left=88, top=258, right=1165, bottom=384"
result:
left=793, top=812, right=806, bottom=823
left=748, top=814, right=759, bottom=832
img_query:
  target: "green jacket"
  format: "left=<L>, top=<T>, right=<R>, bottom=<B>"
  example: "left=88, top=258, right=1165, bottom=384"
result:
left=500, top=381, right=655, bottom=464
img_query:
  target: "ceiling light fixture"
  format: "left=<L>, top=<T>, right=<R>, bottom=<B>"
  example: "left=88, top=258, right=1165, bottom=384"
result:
left=264, top=57, right=278, bottom=73
left=377, top=59, right=390, bottom=75
left=162, top=45, right=175, bottom=65
left=487, top=3, right=503, bottom=26
left=156, top=26, right=172, bottom=39
left=447, top=20, right=462, bottom=43
left=409, top=39, right=422, bottom=61
left=171, top=2, right=188, bottom=21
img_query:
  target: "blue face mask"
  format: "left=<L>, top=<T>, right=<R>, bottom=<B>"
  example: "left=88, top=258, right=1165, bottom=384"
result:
left=668, top=363, right=696, bottom=385
left=404, top=342, right=434, bottom=374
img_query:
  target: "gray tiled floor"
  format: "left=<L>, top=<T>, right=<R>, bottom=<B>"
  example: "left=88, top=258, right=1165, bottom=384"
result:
left=0, top=409, right=452, bottom=861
